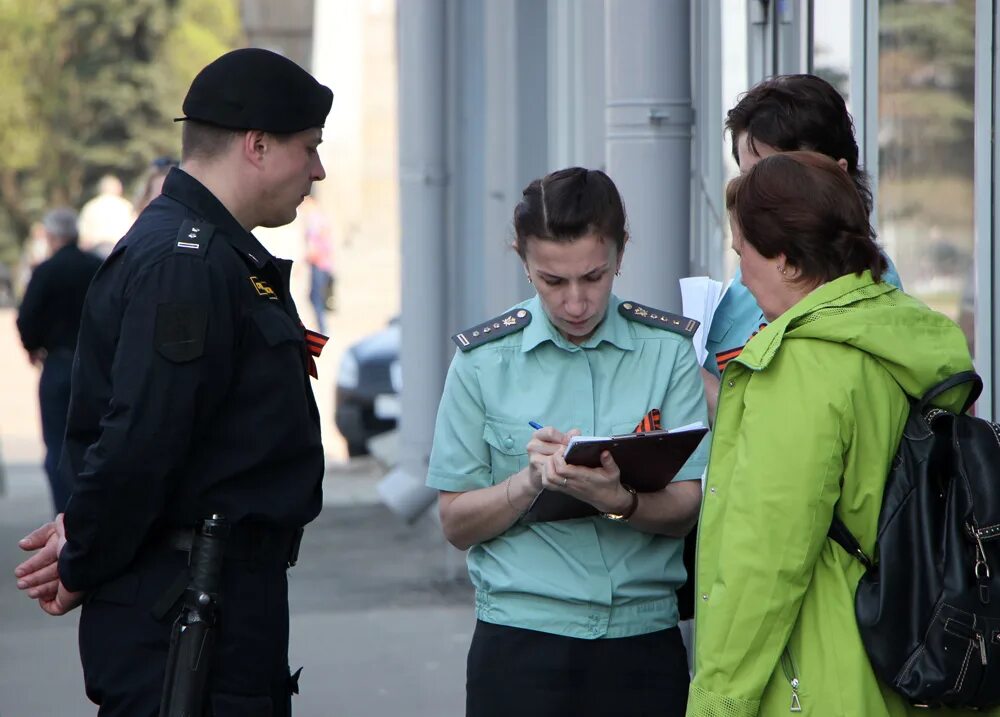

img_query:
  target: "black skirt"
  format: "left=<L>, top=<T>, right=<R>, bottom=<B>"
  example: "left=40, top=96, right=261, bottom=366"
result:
left=466, top=620, right=690, bottom=717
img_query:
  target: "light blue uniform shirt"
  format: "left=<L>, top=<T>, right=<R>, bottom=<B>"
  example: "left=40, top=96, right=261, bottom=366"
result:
left=704, top=257, right=903, bottom=377
left=427, top=294, right=710, bottom=639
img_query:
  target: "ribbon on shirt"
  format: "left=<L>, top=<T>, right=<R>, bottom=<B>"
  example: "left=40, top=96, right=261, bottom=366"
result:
left=633, top=408, right=662, bottom=434
left=303, top=327, right=329, bottom=379
left=715, top=322, right=768, bottom=374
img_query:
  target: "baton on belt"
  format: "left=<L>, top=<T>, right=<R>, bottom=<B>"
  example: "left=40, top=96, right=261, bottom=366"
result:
left=159, top=515, right=229, bottom=717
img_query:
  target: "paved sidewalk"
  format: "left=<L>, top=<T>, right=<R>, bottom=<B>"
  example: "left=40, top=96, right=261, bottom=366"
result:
left=0, top=310, right=472, bottom=716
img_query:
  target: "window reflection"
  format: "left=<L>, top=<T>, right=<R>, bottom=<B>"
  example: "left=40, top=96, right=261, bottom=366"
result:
left=878, top=0, right=976, bottom=353
left=811, top=0, right=853, bottom=107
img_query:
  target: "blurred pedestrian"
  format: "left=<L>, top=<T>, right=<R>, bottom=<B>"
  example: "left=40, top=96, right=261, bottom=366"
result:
left=687, top=152, right=976, bottom=716
left=77, top=174, right=136, bottom=259
left=133, top=156, right=178, bottom=212
left=15, top=208, right=101, bottom=513
left=301, top=194, right=335, bottom=333
left=429, top=167, right=708, bottom=716
left=14, top=48, right=331, bottom=716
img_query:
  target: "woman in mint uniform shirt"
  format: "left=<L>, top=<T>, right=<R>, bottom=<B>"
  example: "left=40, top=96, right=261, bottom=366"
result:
left=427, top=167, right=709, bottom=717
left=703, top=75, right=902, bottom=412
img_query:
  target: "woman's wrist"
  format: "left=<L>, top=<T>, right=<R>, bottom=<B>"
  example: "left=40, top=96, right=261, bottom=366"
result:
left=602, top=484, right=639, bottom=520
left=505, top=469, right=536, bottom=514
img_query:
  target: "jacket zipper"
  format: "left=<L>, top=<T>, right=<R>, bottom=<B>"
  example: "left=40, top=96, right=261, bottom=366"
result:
left=780, top=648, right=802, bottom=712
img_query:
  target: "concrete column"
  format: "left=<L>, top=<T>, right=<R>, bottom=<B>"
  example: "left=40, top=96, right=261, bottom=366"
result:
left=481, top=0, right=548, bottom=316
left=548, top=0, right=606, bottom=170
left=605, top=0, right=693, bottom=310
left=382, top=0, right=448, bottom=520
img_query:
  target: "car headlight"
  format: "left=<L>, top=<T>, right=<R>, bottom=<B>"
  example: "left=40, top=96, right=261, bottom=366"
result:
left=337, top=351, right=359, bottom=389
left=389, top=359, right=402, bottom=393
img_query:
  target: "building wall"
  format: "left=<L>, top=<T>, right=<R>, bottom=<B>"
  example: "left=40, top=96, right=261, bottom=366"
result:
left=241, top=0, right=315, bottom=69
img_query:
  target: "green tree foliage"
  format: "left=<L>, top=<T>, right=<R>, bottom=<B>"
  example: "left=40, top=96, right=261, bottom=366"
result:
left=0, top=0, right=242, bottom=263
left=879, top=0, right=975, bottom=180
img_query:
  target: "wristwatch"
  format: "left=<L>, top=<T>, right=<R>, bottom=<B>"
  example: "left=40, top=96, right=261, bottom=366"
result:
left=602, top=484, right=639, bottom=521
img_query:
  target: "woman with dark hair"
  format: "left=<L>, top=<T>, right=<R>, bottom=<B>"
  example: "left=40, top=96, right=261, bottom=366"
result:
left=428, top=167, right=709, bottom=716
left=702, top=74, right=902, bottom=418
left=687, top=152, right=975, bottom=716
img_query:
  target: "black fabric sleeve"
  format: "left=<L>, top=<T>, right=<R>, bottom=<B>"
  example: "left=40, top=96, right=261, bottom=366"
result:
left=59, top=254, right=235, bottom=592
left=15, top=264, right=51, bottom=352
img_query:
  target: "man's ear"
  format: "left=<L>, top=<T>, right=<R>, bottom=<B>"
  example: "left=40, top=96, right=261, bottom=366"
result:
left=242, top=130, right=269, bottom=168
left=837, top=157, right=849, bottom=172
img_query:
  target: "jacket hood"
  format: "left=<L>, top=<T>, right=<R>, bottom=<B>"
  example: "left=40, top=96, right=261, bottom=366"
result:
left=736, top=271, right=974, bottom=408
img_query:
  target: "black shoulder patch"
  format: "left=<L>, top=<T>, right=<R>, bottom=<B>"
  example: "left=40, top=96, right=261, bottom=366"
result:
left=154, top=303, right=208, bottom=362
left=618, top=301, right=699, bottom=337
left=451, top=309, right=532, bottom=352
left=173, top=220, right=215, bottom=257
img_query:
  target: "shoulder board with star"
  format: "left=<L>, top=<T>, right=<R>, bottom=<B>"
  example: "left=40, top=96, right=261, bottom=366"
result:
left=451, top=309, right=532, bottom=352
left=618, top=301, right=699, bottom=338
left=172, top=219, right=215, bottom=257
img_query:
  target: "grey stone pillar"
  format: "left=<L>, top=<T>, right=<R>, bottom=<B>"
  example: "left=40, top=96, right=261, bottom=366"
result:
left=605, top=0, right=693, bottom=311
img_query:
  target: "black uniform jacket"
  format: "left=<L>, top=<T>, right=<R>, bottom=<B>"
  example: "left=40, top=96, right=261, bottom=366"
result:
left=58, top=168, right=324, bottom=593
left=16, top=244, right=102, bottom=353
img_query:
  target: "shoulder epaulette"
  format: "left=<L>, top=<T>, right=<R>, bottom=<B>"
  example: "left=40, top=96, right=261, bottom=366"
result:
left=173, top=220, right=215, bottom=257
left=619, top=301, right=699, bottom=337
left=452, top=309, right=532, bottom=352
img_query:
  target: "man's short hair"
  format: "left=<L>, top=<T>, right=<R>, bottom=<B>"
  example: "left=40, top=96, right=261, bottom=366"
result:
left=42, top=207, right=79, bottom=243
left=180, top=121, right=245, bottom=162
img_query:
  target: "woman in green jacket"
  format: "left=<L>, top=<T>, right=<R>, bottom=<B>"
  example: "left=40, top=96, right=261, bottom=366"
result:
left=687, top=151, right=980, bottom=716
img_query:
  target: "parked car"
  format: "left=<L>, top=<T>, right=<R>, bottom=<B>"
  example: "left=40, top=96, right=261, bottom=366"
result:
left=335, top=318, right=401, bottom=456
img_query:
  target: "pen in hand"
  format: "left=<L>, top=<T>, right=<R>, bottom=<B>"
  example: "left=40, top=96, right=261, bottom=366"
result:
left=528, top=421, right=543, bottom=430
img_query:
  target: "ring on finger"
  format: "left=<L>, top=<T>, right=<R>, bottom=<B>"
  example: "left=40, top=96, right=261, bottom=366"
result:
left=562, top=477, right=568, bottom=487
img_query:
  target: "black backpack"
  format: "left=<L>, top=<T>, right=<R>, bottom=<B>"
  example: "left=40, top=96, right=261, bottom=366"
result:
left=829, top=371, right=1000, bottom=709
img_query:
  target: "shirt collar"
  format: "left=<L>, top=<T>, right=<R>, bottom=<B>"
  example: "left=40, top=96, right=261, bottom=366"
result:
left=161, top=167, right=275, bottom=270
left=519, top=294, right=634, bottom=353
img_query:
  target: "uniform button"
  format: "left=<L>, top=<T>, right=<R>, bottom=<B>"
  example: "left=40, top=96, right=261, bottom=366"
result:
left=710, top=487, right=717, bottom=494
left=503, top=437, right=514, bottom=449
left=702, top=594, right=709, bottom=601
left=727, top=380, right=735, bottom=388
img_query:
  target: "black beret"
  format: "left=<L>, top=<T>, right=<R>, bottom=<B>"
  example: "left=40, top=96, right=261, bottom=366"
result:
left=175, top=48, right=333, bottom=134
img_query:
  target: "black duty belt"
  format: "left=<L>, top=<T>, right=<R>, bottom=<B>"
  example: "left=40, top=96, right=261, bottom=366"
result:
left=161, top=523, right=303, bottom=568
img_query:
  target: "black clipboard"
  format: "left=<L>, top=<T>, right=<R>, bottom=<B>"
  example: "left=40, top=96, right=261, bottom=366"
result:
left=519, top=426, right=708, bottom=524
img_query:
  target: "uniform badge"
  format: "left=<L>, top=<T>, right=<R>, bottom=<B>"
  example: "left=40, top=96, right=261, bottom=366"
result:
left=452, top=309, right=531, bottom=352
left=250, top=276, right=279, bottom=300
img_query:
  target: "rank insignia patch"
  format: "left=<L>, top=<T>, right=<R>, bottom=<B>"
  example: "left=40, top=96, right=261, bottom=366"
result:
left=250, top=276, right=279, bottom=300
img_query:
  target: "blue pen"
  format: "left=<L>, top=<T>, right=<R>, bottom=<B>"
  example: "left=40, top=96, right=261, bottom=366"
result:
left=528, top=421, right=543, bottom=430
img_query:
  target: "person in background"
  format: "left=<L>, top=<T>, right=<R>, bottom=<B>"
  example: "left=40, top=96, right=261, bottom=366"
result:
left=301, top=194, right=335, bottom=334
left=133, top=156, right=178, bottom=212
left=429, top=167, right=708, bottom=716
left=703, top=74, right=902, bottom=420
left=77, top=174, right=136, bottom=259
left=15, top=208, right=102, bottom=513
left=687, top=152, right=975, bottom=716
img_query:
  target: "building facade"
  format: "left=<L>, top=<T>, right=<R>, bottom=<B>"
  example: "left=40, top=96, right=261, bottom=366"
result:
left=392, top=0, right=996, bottom=497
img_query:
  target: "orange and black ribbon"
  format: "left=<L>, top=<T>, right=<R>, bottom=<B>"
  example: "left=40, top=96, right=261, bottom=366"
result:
left=715, top=322, right=768, bottom=374
left=303, top=327, right=329, bottom=379
left=633, top=408, right=662, bottom=434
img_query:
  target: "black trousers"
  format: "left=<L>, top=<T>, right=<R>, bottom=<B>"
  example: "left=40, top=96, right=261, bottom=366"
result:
left=38, top=350, right=73, bottom=514
left=466, top=620, right=690, bottom=717
left=78, top=545, right=297, bottom=717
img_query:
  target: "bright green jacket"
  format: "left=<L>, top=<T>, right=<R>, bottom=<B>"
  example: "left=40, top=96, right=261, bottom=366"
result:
left=688, top=271, right=991, bottom=717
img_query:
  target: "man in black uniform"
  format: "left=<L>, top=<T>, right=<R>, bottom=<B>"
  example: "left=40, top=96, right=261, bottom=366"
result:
left=14, top=48, right=332, bottom=716
left=16, top=207, right=102, bottom=514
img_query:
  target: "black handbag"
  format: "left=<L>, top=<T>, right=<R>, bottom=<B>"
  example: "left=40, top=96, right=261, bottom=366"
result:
left=830, top=371, right=1000, bottom=709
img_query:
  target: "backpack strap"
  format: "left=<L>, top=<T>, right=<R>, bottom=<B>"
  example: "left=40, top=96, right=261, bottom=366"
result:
left=915, top=370, right=982, bottom=415
left=828, top=516, right=873, bottom=570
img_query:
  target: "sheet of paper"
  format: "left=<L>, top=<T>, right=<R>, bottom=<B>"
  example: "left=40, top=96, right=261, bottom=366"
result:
left=680, top=276, right=724, bottom=365
left=565, top=421, right=706, bottom=451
